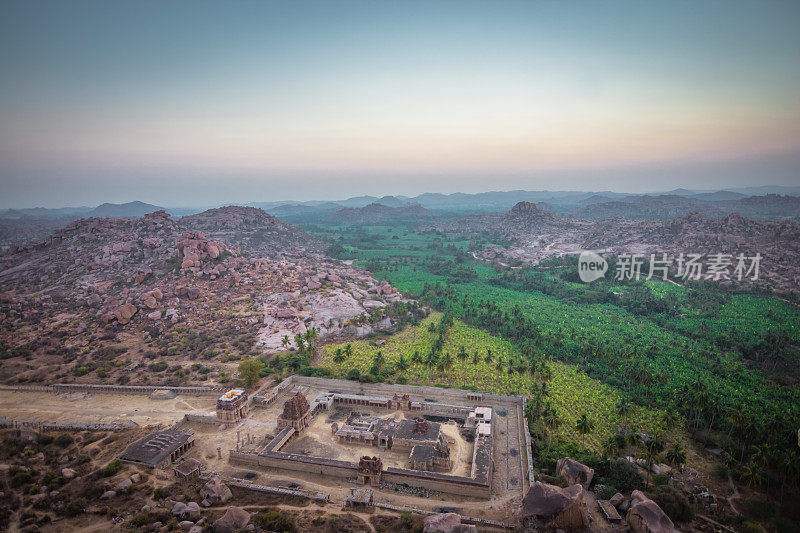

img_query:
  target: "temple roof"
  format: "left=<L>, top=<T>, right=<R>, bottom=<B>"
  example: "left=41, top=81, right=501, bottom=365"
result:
left=280, top=391, right=310, bottom=420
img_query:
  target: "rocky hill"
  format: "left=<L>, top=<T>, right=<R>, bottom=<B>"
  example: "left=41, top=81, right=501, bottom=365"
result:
left=180, top=205, right=321, bottom=253
left=0, top=201, right=168, bottom=248
left=89, top=201, right=165, bottom=218
left=440, top=203, right=800, bottom=292
left=331, top=203, right=437, bottom=224
left=575, top=194, right=800, bottom=220
left=0, top=208, right=412, bottom=385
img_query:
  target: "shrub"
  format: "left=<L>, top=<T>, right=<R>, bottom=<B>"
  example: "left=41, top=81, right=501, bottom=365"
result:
left=652, top=473, right=670, bottom=486
left=712, top=464, right=729, bottom=479
left=99, top=459, right=122, bottom=477
left=54, top=433, right=74, bottom=448
left=298, top=365, right=331, bottom=378
left=399, top=510, right=415, bottom=529
left=651, top=486, right=693, bottom=523
left=253, top=508, right=295, bottom=532
left=599, top=458, right=644, bottom=493
left=148, top=361, right=167, bottom=372
left=130, top=511, right=151, bottom=527
left=741, top=521, right=767, bottom=533
left=64, top=498, right=86, bottom=517
left=346, top=368, right=361, bottom=381
left=593, top=484, right=618, bottom=500
left=11, top=471, right=33, bottom=487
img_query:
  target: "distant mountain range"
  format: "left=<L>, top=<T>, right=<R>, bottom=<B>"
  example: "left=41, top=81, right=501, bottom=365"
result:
left=254, top=186, right=800, bottom=222
left=2, top=186, right=799, bottom=248
left=0, top=201, right=166, bottom=219
left=250, top=185, right=800, bottom=215
left=574, top=193, right=800, bottom=220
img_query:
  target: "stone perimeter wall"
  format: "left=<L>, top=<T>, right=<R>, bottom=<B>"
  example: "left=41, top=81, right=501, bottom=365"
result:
left=229, top=450, right=491, bottom=497
left=0, top=383, right=225, bottom=396
left=288, top=375, right=524, bottom=407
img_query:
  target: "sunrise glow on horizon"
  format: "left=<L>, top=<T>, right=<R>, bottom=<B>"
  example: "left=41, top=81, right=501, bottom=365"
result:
left=1, top=0, right=799, bottom=207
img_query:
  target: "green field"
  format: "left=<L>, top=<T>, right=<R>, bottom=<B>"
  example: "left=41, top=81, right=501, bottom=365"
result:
left=317, top=313, right=669, bottom=451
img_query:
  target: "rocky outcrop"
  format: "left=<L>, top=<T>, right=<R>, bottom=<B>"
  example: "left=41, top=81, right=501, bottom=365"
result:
left=626, top=490, right=675, bottom=533
left=139, top=288, right=163, bottom=309
left=212, top=506, right=250, bottom=533
left=113, top=303, right=138, bottom=325
left=177, top=231, right=226, bottom=271
left=422, top=513, right=477, bottom=533
left=556, top=457, right=594, bottom=488
left=521, top=481, right=587, bottom=529
left=200, top=477, right=232, bottom=506
left=507, top=201, right=554, bottom=220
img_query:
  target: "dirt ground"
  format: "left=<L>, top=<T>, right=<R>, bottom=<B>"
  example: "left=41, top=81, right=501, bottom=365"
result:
left=0, top=390, right=217, bottom=426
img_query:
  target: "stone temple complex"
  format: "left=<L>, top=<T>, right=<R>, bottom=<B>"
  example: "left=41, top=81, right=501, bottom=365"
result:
left=108, top=375, right=534, bottom=528
left=277, top=390, right=311, bottom=431
left=215, top=388, right=248, bottom=423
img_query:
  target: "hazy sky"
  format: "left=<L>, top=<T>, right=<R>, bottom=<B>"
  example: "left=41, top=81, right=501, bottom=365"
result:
left=1, top=0, right=799, bottom=208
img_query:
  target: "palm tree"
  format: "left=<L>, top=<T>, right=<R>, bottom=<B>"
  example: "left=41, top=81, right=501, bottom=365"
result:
left=641, top=436, right=665, bottom=488
left=740, top=463, right=763, bottom=489
left=539, top=382, right=548, bottom=397
left=333, top=348, right=345, bottom=364
left=666, top=443, right=686, bottom=466
left=373, top=350, right=385, bottom=368
left=294, top=334, right=305, bottom=352
left=396, top=354, right=409, bottom=372
left=425, top=350, right=438, bottom=369
left=602, top=436, right=618, bottom=459
left=484, top=348, right=493, bottom=363
left=441, top=351, right=453, bottom=371
left=543, top=409, right=560, bottom=447
left=576, top=413, right=595, bottom=447
left=411, top=350, right=422, bottom=364
left=344, top=343, right=353, bottom=357
left=662, top=410, right=681, bottom=430
left=281, top=335, right=290, bottom=348
left=304, top=327, right=318, bottom=343
left=457, top=345, right=468, bottom=361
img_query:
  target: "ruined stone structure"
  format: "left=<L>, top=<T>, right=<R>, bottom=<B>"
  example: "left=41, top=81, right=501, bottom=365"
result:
left=119, top=429, right=195, bottom=468
left=173, top=458, right=202, bottom=481
left=216, top=389, right=249, bottom=423
left=358, top=455, right=383, bottom=486
left=346, top=488, right=373, bottom=508
left=375, top=417, right=448, bottom=454
left=391, top=393, right=411, bottom=410
left=409, top=443, right=452, bottom=472
left=278, top=391, right=311, bottom=431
